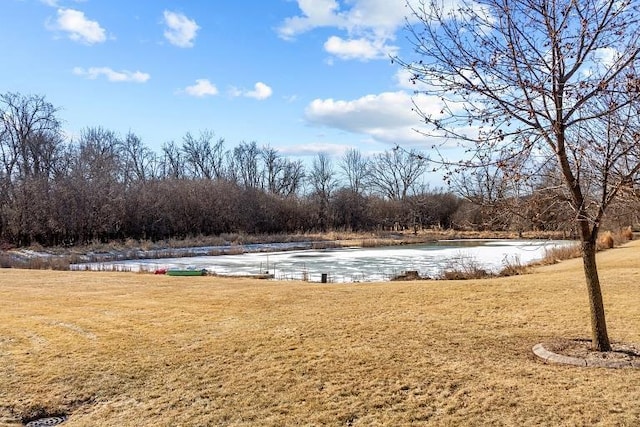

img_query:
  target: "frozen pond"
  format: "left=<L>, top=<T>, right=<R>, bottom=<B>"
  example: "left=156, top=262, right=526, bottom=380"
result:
left=71, top=239, right=573, bottom=283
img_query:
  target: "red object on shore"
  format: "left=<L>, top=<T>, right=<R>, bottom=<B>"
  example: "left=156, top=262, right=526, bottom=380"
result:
left=154, top=268, right=167, bottom=275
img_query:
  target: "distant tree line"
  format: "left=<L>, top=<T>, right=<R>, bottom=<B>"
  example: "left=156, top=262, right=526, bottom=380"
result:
left=2, top=92, right=628, bottom=248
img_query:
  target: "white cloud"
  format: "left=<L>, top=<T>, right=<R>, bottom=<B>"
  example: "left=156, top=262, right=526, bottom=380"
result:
left=324, top=36, right=397, bottom=61
left=230, top=82, right=273, bottom=100
left=183, top=79, right=219, bottom=97
left=279, top=142, right=353, bottom=158
left=277, top=0, right=346, bottom=40
left=278, top=0, right=415, bottom=39
left=163, top=11, right=199, bottom=48
left=48, top=8, right=106, bottom=44
left=73, top=67, right=150, bottom=83
left=306, top=91, right=418, bottom=131
left=593, top=47, right=618, bottom=67
left=245, top=82, right=273, bottom=100
left=278, top=0, right=418, bottom=60
left=305, top=91, right=446, bottom=145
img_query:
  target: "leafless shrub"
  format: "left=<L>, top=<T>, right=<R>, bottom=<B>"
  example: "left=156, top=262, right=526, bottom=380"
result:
left=438, top=253, right=493, bottom=280
left=539, top=243, right=582, bottom=265
left=594, top=228, right=634, bottom=251
left=609, top=227, right=634, bottom=246
left=598, top=232, right=615, bottom=250
left=498, top=254, right=530, bottom=277
left=391, top=270, right=423, bottom=281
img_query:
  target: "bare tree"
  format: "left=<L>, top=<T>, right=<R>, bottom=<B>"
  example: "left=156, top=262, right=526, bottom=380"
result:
left=368, top=148, right=428, bottom=200
left=309, top=152, right=337, bottom=198
left=308, top=152, right=338, bottom=230
left=120, top=131, right=157, bottom=184
left=278, top=159, right=305, bottom=197
left=407, top=186, right=462, bottom=231
left=397, top=0, right=640, bottom=350
left=339, top=148, right=369, bottom=195
left=452, top=164, right=514, bottom=230
left=331, top=188, right=372, bottom=230
left=0, top=92, right=64, bottom=181
left=0, top=92, right=65, bottom=245
left=62, top=127, right=124, bottom=243
left=232, top=141, right=262, bottom=189
left=262, top=145, right=282, bottom=194
left=451, top=153, right=575, bottom=233
left=262, top=145, right=305, bottom=196
left=181, top=130, right=226, bottom=180
left=160, top=141, right=184, bottom=180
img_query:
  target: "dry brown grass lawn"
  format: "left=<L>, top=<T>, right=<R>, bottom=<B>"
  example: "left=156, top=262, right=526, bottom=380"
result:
left=1, top=241, right=640, bottom=426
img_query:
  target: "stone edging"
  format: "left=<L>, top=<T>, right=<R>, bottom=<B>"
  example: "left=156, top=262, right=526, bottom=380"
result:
left=532, top=343, right=640, bottom=368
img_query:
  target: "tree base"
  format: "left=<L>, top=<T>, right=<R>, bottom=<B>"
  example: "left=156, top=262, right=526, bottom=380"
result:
left=533, top=339, right=640, bottom=368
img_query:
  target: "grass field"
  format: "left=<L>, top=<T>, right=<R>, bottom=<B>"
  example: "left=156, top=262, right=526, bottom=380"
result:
left=1, top=241, right=640, bottom=426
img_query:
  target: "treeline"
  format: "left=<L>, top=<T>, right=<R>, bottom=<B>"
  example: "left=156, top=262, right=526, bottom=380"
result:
left=0, top=92, right=466, bottom=247
left=4, top=92, right=625, bottom=248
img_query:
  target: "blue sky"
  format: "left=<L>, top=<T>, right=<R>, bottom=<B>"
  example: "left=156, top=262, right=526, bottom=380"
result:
left=2, top=0, right=438, bottom=163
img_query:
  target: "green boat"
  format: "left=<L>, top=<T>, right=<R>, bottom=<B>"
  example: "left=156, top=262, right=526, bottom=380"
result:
left=166, top=268, right=207, bottom=276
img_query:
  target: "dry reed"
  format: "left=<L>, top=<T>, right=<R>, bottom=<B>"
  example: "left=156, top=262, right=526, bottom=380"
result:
left=599, top=231, right=615, bottom=249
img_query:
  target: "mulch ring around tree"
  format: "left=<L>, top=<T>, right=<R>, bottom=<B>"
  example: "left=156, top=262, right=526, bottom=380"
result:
left=533, top=338, right=640, bottom=368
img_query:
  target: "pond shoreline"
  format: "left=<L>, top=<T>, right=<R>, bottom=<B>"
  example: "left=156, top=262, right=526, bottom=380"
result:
left=69, top=239, right=575, bottom=283
left=2, top=230, right=573, bottom=270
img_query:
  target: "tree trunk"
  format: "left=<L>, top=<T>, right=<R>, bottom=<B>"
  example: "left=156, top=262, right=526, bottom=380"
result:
left=581, top=239, right=612, bottom=351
